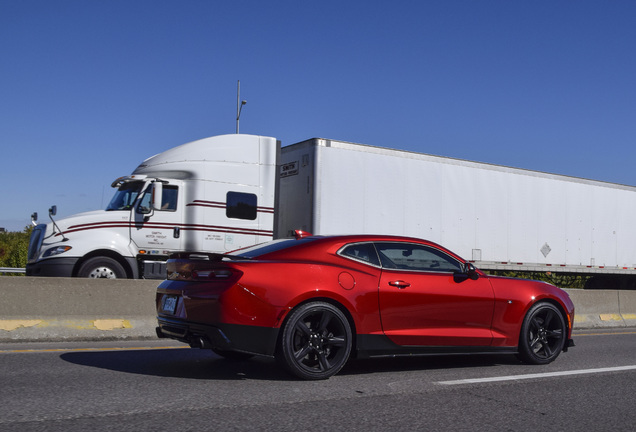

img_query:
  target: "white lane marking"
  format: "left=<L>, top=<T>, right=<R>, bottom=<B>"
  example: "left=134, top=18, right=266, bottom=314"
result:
left=437, top=365, right=636, bottom=385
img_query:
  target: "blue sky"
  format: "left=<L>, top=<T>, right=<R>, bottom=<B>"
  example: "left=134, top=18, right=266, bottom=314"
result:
left=1, top=1, right=635, bottom=232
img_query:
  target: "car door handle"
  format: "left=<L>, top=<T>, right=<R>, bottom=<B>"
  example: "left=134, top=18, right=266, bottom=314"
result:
left=388, top=280, right=411, bottom=289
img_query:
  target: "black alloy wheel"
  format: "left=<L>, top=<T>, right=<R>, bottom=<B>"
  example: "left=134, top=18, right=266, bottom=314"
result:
left=277, top=301, right=352, bottom=380
left=518, top=302, right=566, bottom=365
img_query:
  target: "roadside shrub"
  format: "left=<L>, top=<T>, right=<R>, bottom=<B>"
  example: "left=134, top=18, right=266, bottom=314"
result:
left=0, top=227, right=31, bottom=273
left=485, top=270, right=589, bottom=289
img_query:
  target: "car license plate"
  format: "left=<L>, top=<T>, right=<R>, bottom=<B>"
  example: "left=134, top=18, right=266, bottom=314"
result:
left=161, top=295, right=178, bottom=314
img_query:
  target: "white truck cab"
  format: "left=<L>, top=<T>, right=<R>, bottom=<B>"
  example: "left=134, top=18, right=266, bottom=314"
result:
left=26, top=134, right=279, bottom=278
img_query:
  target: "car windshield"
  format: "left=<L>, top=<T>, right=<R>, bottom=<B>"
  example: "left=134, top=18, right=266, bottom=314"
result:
left=232, top=238, right=317, bottom=259
left=106, top=181, right=145, bottom=211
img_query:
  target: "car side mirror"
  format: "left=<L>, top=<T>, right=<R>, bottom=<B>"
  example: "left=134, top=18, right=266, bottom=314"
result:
left=454, top=263, right=480, bottom=283
left=465, top=262, right=480, bottom=280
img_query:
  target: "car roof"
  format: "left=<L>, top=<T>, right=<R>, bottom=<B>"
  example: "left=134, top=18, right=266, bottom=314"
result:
left=238, top=234, right=463, bottom=262
left=303, top=234, right=444, bottom=247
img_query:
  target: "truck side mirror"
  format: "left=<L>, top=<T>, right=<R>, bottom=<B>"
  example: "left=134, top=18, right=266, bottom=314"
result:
left=49, top=206, right=57, bottom=217
left=151, top=182, right=163, bottom=210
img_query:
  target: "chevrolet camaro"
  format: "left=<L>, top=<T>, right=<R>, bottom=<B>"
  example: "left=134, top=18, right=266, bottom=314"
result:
left=156, top=232, right=575, bottom=380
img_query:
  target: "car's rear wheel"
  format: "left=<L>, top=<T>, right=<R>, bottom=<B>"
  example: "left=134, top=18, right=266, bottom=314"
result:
left=77, top=256, right=126, bottom=279
left=277, top=302, right=352, bottom=380
left=518, top=302, right=566, bottom=364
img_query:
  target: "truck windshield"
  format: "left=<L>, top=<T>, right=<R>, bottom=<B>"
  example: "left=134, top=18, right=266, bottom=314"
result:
left=106, top=181, right=145, bottom=211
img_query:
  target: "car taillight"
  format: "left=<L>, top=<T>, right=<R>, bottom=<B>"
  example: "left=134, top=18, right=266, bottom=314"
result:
left=192, top=268, right=234, bottom=280
left=166, top=258, right=240, bottom=282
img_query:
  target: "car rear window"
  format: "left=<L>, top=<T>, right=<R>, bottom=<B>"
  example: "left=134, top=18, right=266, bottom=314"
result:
left=339, top=243, right=381, bottom=266
left=232, top=238, right=318, bottom=258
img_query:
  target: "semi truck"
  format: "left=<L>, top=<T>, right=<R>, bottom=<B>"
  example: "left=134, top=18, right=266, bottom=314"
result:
left=27, top=134, right=278, bottom=279
left=27, top=133, right=636, bottom=288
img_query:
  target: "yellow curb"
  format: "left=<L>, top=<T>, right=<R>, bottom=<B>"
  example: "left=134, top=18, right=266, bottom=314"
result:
left=599, top=314, right=623, bottom=321
left=92, top=319, right=132, bottom=330
left=623, top=313, right=636, bottom=320
left=0, top=319, right=134, bottom=331
left=0, top=320, right=43, bottom=331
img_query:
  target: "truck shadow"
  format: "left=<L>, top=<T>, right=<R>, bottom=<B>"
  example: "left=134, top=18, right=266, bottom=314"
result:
left=60, top=347, right=521, bottom=381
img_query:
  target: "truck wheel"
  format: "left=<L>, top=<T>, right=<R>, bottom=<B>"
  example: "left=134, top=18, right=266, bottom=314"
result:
left=78, top=257, right=127, bottom=279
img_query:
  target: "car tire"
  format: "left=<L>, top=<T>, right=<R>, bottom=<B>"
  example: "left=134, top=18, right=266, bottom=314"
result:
left=77, top=257, right=127, bottom=279
left=277, top=301, right=352, bottom=380
left=517, top=302, right=566, bottom=365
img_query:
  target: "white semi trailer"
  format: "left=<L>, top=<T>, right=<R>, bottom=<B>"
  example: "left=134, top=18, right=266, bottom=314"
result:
left=278, top=138, right=636, bottom=290
left=27, top=134, right=636, bottom=288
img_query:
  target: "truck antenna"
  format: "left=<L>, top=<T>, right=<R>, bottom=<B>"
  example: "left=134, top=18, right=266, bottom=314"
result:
left=236, top=80, right=247, bottom=134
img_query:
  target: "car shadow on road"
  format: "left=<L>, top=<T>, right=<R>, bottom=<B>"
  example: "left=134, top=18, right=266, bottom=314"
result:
left=340, top=353, right=522, bottom=377
left=60, top=346, right=522, bottom=381
left=60, top=348, right=292, bottom=381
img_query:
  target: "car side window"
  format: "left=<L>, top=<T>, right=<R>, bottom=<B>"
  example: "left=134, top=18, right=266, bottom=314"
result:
left=339, top=243, right=381, bottom=266
left=374, top=242, right=463, bottom=272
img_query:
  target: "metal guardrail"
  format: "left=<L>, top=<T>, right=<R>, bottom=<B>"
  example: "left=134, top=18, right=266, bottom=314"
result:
left=0, top=267, right=26, bottom=274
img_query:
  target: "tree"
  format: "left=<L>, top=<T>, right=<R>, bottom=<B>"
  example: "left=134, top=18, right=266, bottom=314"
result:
left=0, top=226, right=32, bottom=273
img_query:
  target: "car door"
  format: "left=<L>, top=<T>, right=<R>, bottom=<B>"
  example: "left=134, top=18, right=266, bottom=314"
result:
left=376, top=242, right=495, bottom=347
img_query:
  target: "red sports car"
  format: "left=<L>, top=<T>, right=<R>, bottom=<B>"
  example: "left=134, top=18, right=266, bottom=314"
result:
left=156, top=232, right=575, bottom=380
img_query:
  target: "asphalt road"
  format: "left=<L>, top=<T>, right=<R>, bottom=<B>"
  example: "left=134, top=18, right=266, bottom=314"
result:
left=1, top=328, right=635, bottom=431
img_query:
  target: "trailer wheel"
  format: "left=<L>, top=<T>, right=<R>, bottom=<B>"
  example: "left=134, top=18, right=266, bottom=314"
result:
left=78, top=257, right=126, bottom=279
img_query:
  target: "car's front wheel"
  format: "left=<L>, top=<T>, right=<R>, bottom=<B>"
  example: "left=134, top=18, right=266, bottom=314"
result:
left=518, top=302, right=566, bottom=364
left=277, top=301, right=352, bottom=380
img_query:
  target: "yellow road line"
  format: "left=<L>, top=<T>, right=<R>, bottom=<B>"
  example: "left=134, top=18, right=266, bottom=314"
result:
left=574, top=331, right=636, bottom=337
left=0, top=346, right=188, bottom=354
left=2, top=331, right=634, bottom=353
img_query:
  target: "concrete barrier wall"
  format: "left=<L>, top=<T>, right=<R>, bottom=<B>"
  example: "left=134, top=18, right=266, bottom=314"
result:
left=564, top=288, right=636, bottom=329
left=0, top=277, right=158, bottom=342
left=1, top=277, right=635, bottom=343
